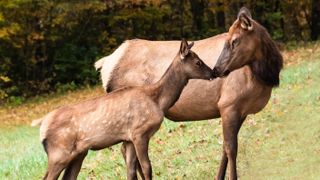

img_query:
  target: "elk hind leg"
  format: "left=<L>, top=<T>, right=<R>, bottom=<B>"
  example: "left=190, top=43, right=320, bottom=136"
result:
left=62, top=150, right=88, bottom=180
left=122, top=141, right=142, bottom=180
left=44, top=149, right=72, bottom=180
left=121, top=142, right=144, bottom=180
left=132, top=137, right=152, bottom=180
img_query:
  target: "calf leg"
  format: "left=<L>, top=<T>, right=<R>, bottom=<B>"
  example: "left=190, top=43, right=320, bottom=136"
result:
left=217, top=108, right=245, bottom=180
left=44, top=150, right=72, bottom=180
left=122, top=142, right=138, bottom=180
left=132, top=137, right=152, bottom=180
left=136, top=158, right=144, bottom=179
left=121, top=142, right=145, bottom=180
left=62, top=151, right=88, bottom=180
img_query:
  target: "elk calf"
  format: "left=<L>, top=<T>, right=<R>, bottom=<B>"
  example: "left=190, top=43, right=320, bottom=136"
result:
left=32, top=40, right=215, bottom=180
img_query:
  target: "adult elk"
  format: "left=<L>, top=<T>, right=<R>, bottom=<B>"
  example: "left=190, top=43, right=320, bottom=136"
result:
left=95, top=7, right=283, bottom=180
left=32, top=40, right=214, bottom=180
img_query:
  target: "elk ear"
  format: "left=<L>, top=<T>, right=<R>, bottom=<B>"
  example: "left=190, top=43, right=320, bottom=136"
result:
left=238, top=7, right=253, bottom=31
left=237, top=7, right=252, bottom=19
left=180, top=39, right=189, bottom=60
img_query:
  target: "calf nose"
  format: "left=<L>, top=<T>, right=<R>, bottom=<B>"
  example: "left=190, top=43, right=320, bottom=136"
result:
left=210, top=71, right=216, bottom=80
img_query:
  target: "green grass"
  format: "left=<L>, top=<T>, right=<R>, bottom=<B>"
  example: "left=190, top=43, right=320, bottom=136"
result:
left=1, top=45, right=320, bottom=179
left=0, top=126, right=46, bottom=179
left=238, top=59, right=320, bottom=179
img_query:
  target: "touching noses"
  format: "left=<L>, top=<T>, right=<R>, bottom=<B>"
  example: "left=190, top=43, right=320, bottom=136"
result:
left=212, top=66, right=230, bottom=77
left=212, top=67, right=220, bottom=77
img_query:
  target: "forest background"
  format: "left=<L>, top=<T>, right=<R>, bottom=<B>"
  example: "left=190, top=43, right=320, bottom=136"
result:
left=0, top=0, right=319, bottom=104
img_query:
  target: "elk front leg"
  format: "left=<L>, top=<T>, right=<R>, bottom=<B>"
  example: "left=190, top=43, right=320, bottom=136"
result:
left=216, top=147, right=228, bottom=180
left=132, top=137, right=152, bottom=180
left=217, top=108, right=245, bottom=180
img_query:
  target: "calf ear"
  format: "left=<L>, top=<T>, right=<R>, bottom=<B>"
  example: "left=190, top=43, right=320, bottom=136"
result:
left=180, top=39, right=189, bottom=60
left=187, top=41, right=194, bottom=49
left=238, top=7, right=253, bottom=31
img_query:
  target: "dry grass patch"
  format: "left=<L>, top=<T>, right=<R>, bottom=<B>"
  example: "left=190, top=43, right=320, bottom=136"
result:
left=0, top=87, right=104, bottom=127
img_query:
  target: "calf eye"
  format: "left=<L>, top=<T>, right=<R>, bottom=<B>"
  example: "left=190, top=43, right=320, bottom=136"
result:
left=196, top=61, right=202, bottom=66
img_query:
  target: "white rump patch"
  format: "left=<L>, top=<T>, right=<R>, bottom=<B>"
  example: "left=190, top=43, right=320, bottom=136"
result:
left=94, top=41, right=129, bottom=90
left=39, top=116, right=50, bottom=141
left=38, top=111, right=57, bottom=141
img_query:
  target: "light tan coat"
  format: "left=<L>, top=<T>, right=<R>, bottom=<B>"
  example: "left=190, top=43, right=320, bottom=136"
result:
left=95, top=8, right=283, bottom=180
left=34, top=40, right=214, bottom=180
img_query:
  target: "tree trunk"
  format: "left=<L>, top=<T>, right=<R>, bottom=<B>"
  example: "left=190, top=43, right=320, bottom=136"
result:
left=216, top=1, right=225, bottom=30
left=189, top=0, right=206, bottom=33
left=223, top=0, right=239, bottom=28
left=180, top=0, right=184, bottom=37
left=311, top=0, right=320, bottom=40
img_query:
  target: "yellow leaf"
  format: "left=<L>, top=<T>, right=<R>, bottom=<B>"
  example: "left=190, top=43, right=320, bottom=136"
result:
left=0, top=76, right=10, bottom=82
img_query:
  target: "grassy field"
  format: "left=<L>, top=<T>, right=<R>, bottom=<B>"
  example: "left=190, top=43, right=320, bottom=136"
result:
left=1, top=43, right=320, bottom=179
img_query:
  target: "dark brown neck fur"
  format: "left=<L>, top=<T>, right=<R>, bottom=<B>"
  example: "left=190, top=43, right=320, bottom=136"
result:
left=250, top=25, right=283, bottom=87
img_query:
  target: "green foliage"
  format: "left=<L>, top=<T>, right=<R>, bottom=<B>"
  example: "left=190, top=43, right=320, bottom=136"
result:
left=53, top=44, right=99, bottom=84
left=0, top=1, right=106, bottom=99
left=0, top=0, right=318, bottom=100
left=55, top=81, right=77, bottom=94
left=266, top=11, right=283, bottom=40
left=7, top=96, right=25, bottom=106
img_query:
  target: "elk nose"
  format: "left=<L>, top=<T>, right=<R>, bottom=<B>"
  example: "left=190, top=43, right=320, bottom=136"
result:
left=212, top=67, right=220, bottom=77
left=223, top=69, right=230, bottom=76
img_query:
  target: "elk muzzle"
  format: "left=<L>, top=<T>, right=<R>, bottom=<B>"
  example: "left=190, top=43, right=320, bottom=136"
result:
left=212, top=66, right=230, bottom=77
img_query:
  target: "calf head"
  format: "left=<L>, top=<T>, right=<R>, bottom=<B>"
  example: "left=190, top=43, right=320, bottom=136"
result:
left=179, top=40, right=214, bottom=80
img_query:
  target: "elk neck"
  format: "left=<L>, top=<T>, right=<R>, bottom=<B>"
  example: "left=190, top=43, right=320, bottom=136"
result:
left=147, top=56, right=189, bottom=113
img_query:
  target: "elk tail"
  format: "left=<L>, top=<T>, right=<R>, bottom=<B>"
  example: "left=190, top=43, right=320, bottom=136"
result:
left=31, top=118, right=44, bottom=127
left=94, top=58, right=105, bottom=70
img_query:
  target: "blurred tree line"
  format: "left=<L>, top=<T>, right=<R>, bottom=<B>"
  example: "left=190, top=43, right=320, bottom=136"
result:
left=0, top=0, right=319, bottom=102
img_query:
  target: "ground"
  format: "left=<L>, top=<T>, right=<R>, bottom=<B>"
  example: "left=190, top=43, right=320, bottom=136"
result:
left=0, top=42, right=319, bottom=179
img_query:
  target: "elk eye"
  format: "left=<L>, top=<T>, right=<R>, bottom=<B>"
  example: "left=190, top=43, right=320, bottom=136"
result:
left=196, top=61, right=201, bottom=66
left=231, top=39, right=238, bottom=48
